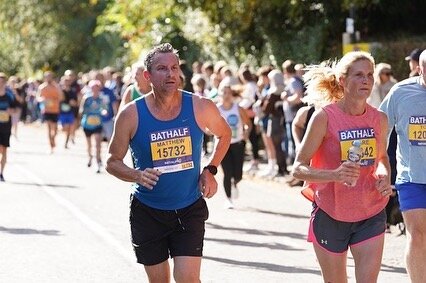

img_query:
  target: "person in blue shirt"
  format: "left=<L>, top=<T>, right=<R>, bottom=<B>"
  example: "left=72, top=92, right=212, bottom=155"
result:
left=379, top=50, right=426, bottom=283
left=79, top=80, right=106, bottom=173
left=94, top=72, right=117, bottom=142
left=0, top=73, right=17, bottom=181
left=106, top=43, right=231, bottom=282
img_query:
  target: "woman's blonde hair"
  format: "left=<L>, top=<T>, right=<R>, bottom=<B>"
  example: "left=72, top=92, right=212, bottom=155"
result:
left=303, top=51, right=375, bottom=105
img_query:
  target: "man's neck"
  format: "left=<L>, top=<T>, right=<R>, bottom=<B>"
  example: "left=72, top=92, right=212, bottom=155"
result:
left=152, top=90, right=181, bottom=109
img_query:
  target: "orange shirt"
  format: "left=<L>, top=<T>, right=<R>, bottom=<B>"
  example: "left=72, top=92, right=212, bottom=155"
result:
left=310, top=103, right=388, bottom=222
left=39, top=83, right=61, bottom=114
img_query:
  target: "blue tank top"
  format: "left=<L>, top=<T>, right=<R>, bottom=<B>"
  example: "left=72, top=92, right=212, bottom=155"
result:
left=130, top=91, right=203, bottom=210
left=81, top=95, right=103, bottom=130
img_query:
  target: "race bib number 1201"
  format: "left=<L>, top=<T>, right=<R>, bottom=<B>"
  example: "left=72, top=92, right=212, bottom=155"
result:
left=408, top=116, right=426, bottom=146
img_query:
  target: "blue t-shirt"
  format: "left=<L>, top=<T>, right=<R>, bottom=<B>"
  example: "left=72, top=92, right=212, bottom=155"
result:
left=130, top=91, right=204, bottom=210
left=379, top=76, right=426, bottom=184
left=100, top=87, right=116, bottom=122
left=81, top=95, right=103, bottom=130
left=0, top=88, right=16, bottom=132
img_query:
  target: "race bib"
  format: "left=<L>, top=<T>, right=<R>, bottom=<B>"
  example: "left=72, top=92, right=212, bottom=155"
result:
left=339, top=127, right=377, bottom=166
left=61, top=103, right=71, bottom=112
left=86, top=115, right=101, bottom=126
left=150, top=127, right=194, bottom=173
left=408, top=116, right=426, bottom=146
left=0, top=110, right=9, bottom=122
left=227, top=114, right=239, bottom=139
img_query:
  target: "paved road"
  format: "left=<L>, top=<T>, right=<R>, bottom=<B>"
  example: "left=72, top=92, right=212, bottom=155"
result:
left=0, top=123, right=409, bottom=282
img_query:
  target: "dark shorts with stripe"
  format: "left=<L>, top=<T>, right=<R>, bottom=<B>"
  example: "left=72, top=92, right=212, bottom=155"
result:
left=129, top=195, right=209, bottom=266
left=309, top=204, right=386, bottom=254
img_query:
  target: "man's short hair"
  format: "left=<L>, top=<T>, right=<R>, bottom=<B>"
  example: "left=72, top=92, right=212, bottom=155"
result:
left=144, top=43, right=180, bottom=72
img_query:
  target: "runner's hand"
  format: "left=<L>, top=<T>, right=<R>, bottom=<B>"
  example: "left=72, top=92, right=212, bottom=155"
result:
left=199, top=170, right=218, bottom=198
left=137, top=168, right=162, bottom=190
left=375, top=174, right=392, bottom=197
left=335, top=161, right=360, bottom=185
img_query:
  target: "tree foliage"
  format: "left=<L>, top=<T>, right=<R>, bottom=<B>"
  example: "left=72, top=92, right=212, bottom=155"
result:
left=0, top=0, right=425, bottom=77
left=0, top=0, right=116, bottom=76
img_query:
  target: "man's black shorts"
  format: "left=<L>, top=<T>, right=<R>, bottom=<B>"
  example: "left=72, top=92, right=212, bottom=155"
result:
left=129, top=195, right=209, bottom=266
left=43, top=113, right=59, bottom=123
left=0, top=131, right=11, bottom=147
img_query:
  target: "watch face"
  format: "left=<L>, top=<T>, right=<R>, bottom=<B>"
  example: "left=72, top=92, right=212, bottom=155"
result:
left=205, top=165, right=217, bottom=175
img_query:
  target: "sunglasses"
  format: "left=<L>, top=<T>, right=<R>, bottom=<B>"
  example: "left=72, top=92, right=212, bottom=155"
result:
left=381, top=71, right=392, bottom=76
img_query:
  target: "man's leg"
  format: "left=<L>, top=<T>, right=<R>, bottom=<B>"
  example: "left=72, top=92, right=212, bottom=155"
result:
left=144, top=260, right=171, bottom=283
left=173, top=256, right=201, bottom=283
left=403, top=209, right=426, bottom=283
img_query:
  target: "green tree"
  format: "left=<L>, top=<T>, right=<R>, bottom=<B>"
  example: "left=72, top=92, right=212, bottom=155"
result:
left=0, top=0, right=118, bottom=76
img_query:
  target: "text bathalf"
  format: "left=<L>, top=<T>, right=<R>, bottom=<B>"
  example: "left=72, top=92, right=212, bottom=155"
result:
left=339, top=128, right=375, bottom=141
left=410, top=116, right=426, bottom=124
left=150, top=127, right=190, bottom=141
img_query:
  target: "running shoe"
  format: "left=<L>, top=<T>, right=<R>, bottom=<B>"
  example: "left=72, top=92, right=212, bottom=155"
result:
left=224, top=197, right=234, bottom=209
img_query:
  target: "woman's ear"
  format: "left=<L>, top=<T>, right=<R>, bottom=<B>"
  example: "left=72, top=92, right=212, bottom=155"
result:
left=338, top=75, right=345, bottom=87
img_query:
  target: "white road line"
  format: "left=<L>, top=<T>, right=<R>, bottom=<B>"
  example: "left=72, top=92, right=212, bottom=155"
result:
left=14, top=164, right=136, bottom=266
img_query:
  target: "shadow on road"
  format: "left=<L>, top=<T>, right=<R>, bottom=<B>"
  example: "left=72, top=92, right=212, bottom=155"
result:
left=380, top=263, right=407, bottom=274
left=205, top=237, right=304, bottom=251
left=0, top=226, right=62, bottom=236
left=203, top=255, right=321, bottom=275
left=6, top=181, right=79, bottom=189
left=206, top=222, right=307, bottom=239
left=242, top=207, right=310, bottom=219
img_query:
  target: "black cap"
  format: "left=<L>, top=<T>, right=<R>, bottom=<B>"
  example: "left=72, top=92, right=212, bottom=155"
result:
left=405, top=48, right=424, bottom=62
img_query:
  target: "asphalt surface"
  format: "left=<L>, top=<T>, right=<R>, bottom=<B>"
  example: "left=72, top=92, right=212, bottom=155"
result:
left=0, top=123, right=409, bottom=282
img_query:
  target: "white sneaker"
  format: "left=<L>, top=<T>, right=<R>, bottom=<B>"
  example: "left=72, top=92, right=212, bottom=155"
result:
left=258, top=167, right=277, bottom=178
left=224, top=197, right=234, bottom=209
left=232, top=185, right=239, bottom=199
left=244, top=162, right=259, bottom=173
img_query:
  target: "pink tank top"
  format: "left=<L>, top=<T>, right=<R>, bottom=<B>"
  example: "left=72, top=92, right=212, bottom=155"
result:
left=310, top=103, right=388, bottom=222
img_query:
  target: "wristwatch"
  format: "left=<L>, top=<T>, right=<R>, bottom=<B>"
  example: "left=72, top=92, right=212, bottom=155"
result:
left=203, top=165, right=218, bottom=175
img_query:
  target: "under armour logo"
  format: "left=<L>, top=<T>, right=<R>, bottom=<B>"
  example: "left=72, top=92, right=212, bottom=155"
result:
left=321, top=239, right=328, bottom=245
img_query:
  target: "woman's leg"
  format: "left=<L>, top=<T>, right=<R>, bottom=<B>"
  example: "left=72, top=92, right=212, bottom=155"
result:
left=232, top=141, right=246, bottom=185
left=63, top=124, right=71, bottom=148
left=314, top=244, right=348, bottom=283
left=94, top=132, right=102, bottom=173
left=220, top=148, right=233, bottom=198
left=350, top=234, right=384, bottom=283
left=86, top=133, right=93, bottom=167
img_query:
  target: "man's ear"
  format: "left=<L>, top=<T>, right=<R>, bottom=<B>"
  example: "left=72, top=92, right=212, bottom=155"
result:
left=143, top=70, right=150, bottom=81
left=415, top=65, right=421, bottom=75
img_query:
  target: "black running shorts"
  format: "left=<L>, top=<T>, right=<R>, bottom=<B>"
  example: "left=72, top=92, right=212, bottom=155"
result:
left=129, top=195, right=209, bottom=266
left=0, top=131, right=11, bottom=147
left=309, top=205, right=386, bottom=254
left=43, top=113, right=59, bottom=123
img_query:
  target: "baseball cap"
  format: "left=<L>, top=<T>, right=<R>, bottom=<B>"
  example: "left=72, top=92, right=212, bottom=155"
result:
left=405, top=48, right=424, bottom=62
